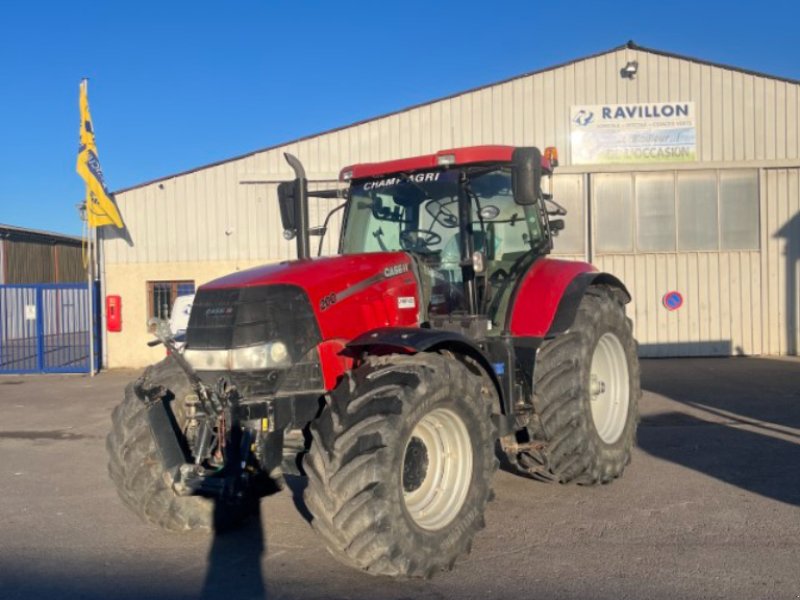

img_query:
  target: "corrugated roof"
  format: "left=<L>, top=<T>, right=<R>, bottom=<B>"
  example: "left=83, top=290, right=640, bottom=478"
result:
left=0, top=223, right=83, bottom=246
left=114, top=40, right=800, bottom=195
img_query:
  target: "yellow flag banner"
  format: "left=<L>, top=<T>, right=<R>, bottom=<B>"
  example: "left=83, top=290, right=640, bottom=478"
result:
left=76, top=80, right=123, bottom=228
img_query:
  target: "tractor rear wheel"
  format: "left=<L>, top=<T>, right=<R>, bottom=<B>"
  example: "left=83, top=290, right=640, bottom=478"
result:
left=509, top=286, right=640, bottom=484
left=303, top=353, right=497, bottom=577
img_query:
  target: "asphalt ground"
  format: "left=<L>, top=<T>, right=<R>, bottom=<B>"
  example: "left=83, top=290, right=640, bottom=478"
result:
left=1, top=357, right=798, bottom=600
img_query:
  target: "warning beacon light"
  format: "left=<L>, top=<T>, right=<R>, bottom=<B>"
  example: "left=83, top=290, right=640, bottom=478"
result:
left=544, top=147, right=559, bottom=168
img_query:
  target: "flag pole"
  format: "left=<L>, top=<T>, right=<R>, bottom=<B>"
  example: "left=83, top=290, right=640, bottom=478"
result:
left=88, top=217, right=96, bottom=377
left=84, top=77, right=95, bottom=377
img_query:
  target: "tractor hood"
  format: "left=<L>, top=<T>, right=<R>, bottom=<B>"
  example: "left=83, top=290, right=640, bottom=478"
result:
left=200, top=252, right=421, bottom=341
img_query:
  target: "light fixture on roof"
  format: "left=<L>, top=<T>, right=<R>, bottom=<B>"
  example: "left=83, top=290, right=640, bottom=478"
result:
left=621, top=61, right=639, bottom=80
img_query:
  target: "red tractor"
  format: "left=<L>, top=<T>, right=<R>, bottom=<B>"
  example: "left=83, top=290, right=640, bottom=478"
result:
left=107, top=145, right=640, bottom=577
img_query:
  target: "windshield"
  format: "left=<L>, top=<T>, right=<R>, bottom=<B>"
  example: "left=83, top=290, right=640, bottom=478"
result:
left=341, top=168, right=544, bottom=259
left=341, top=167, right=545, bottom=318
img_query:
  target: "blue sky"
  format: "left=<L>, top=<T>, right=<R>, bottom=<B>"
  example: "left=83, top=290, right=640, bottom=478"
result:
left=1, top=0, right=798, bottom=236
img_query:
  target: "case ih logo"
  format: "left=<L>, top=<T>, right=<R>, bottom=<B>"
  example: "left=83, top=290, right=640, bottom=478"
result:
left=384, top=264, right=409, bottom=278
left=204, top=307, right=233, bottom=317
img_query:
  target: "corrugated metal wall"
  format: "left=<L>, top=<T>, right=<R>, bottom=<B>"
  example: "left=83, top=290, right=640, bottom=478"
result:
left=6, top=240, right=54, bottom=284
left=596, top=169, right=796, bottom=356
left=56, top=245, right=86, bottom=283
left=761, top=168, right=800, bottom=355
left=595, top=252, right=762, bottom=356
left=106, top=46, right=800, bottom=356
left=1, top=239, right=86, bottom=284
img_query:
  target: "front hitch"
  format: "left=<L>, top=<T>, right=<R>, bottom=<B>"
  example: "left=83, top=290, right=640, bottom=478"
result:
left=141, top=320, right=254, bottom=498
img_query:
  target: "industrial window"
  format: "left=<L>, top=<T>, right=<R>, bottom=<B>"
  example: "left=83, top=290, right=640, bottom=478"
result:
left=549, top=174, right=585, bottom=255
left=636, top=173, right=676, bottom=252
left=594, top=170, right=759, bottom=254
left=146, top=280, right=195, bottom=329
left=677, top=172, right=718, bottom=250
left=593, top=174, right=634, bottom=253
left=719, top=171, right=759, bottom=250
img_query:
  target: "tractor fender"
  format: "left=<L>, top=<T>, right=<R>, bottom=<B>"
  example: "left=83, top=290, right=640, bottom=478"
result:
left=546, top=272, right=631, bottom=338
left=345, top=327, right=503, bottom=407
left=508, top=259, right=630, bottom=338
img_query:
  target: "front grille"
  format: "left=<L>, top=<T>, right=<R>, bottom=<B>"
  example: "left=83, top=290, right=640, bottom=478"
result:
left=186, top=284, right=324, bottom=397
left=187, top=284, right=321, bottom=356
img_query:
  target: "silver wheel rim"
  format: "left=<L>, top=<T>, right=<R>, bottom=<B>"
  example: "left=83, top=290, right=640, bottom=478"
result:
left=402, top=407, right=473, bottom=531
left=589, top=332, right=630, bottom=444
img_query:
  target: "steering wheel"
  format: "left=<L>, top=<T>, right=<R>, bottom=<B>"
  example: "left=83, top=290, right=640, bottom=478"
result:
left=425, top=198, right=459, bottom=229
left=400, top=229, right=442, bottom=251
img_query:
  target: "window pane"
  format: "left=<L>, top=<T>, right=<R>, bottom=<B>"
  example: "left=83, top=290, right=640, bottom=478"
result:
left=636, top=173, right=675, bottom=251
left=549, top=174, right=584, bottom=255
left=678, top=171, right=718, bottom=250
left=152, top=283, right=172, bottom=320
left=148, top=280, right=195, bottom=330
left=594, top=174, right=633, bottom=253
left=720, top=171, right=759, bottom=250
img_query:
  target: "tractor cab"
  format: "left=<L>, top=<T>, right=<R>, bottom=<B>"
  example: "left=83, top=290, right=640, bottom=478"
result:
left=280, top=145, right=564, bottom=332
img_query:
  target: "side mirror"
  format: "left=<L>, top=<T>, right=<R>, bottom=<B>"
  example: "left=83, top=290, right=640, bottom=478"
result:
left=550, top=218, right=565, bottom=235
left=281, top=153, right=311, bottom=259
left=511, top=147, right=542, bottom=205
left=277, top=181, right=297, bottom=238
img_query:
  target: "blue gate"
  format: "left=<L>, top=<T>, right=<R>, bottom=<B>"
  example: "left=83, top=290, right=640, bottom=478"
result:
left=0, top=283, right=100, bottom=374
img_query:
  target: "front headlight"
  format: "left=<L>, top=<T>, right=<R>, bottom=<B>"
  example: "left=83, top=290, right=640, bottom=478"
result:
left=183, top=348, right=229, bottom=371
left=184, top=341, right=291, bottom=371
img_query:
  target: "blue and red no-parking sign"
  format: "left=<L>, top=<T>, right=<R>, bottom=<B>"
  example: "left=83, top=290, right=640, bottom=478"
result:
left=662, top=291, right=684, bottom=311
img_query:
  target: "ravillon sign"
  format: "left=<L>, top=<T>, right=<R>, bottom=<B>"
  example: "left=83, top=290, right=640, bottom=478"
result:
left=570, top=102, right=696, bottom=165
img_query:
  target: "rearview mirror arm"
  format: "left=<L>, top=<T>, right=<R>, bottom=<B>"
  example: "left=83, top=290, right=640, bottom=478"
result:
left=316, top=203, right=347, bottom=256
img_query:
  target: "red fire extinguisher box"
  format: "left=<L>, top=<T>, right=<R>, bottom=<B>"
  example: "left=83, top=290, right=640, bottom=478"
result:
left=106, top=295, right=122, bottom=332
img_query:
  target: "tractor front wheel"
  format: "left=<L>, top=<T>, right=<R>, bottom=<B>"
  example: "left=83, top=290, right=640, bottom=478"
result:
left=106, top=358, right=254, bottom=532
left=303, top=353, right=498, bottom=577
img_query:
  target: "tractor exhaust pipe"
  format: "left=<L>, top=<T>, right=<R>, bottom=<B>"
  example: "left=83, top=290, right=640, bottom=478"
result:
left=282, top=153, right=311, bottom=260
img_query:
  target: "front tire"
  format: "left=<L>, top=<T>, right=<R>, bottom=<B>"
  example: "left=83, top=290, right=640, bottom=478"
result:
left=106, top=358, right=252, bottom=532
left=303, top=353, right=498, bottom=577
left=508, top=286, right=640, bottom=484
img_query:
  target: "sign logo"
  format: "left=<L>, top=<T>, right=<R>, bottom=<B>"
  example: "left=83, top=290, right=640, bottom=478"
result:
left=662, top=291, right=684, bottom=311
left=573, top=109, right=594, bottom=127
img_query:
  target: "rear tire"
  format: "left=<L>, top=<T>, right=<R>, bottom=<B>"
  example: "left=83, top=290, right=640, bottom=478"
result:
left=509, top=286, right=640, bottom=484
left=303, top=353, right=498, bottom=577
left=106, top=358, right=250, bottom=532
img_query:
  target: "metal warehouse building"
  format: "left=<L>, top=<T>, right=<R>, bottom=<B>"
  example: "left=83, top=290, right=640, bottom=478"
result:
left=103, top=41, right=800, bottom=368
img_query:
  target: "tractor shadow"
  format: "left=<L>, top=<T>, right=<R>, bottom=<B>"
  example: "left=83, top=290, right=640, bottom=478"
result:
left=638, top=358, right=800, bottom=508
